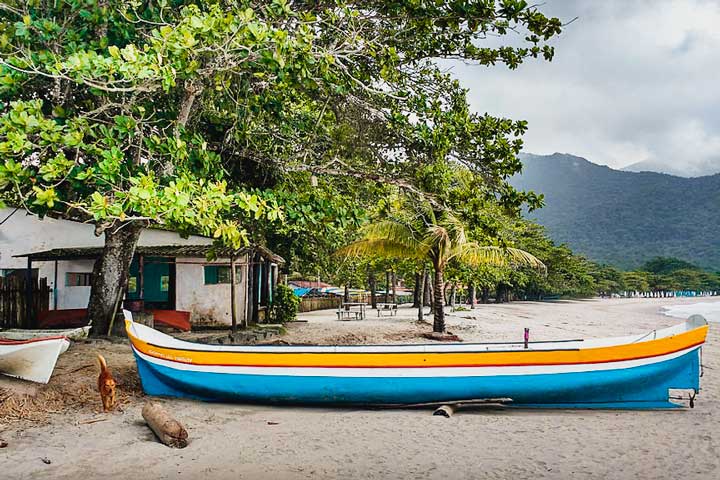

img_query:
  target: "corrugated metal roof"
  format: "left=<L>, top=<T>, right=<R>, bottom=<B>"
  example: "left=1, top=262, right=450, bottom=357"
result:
left=14, top=244, right=284, bottom=263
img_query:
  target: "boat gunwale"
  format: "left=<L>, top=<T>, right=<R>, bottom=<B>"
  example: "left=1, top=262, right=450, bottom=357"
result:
left=0, top=335, right=69, bottom=345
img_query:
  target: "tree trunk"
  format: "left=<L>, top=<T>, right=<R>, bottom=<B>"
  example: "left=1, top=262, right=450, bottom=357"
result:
left=450, top=283, right=456, bottom=310
left=423, top=271, right=432, bottom=307
left=368, top=272, right=377, bottom=309
left=385, top=270, right=390, bottom=303
left=391, top=271, right=397, bottom=304
left=418, top=267, right=426, bottom=322
left=468, top=282, right=475, bottom=309
left=344, top=284, right=350, bottom=303
left=412, top=272, right=421, bottom=308
left=87, top=222, right=143, bottom=336
left=432, top=266, right=445, bottom=333
left=481, top=287, right=490, bottom=304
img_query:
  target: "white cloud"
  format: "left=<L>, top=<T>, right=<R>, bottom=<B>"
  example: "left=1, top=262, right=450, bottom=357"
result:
left=446, top=0, right=720, bottom=176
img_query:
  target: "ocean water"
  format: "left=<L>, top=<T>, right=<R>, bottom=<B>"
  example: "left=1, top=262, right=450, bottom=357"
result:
left=663, top=301, right=720, bottom=322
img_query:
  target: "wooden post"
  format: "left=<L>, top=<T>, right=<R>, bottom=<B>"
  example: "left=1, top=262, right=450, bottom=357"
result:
left=138, top=254, right=145, bottom=301
left=253, top=252, right=261, bottom=324
left=26, top=257, right=33, bottom=327
left=418, top=268, right=426, bottom=322
left=53, top=260, right=58, bottom=310
left=246, top=252, right=255, bottom=326
left=230, top=255, right=237, bottom=333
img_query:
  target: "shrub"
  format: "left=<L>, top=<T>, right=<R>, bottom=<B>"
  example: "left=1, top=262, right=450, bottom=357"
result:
left=270, top=284, right=300, bottom=323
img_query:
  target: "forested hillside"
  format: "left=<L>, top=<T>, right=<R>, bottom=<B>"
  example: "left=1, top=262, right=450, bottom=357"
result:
left=512, top=153, right=720, bottom=270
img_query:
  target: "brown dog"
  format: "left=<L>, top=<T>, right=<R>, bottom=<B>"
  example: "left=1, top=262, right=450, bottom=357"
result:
left=97, top=354, right=116, bottom=412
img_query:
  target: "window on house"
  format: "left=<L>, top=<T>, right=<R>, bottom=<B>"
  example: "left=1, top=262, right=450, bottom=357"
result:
left=127, top=276, right=137, bottom=293
left=204, top=265, right=242, bottom=285
left=66, top=272, right=93, bottom=287
left=160, top=275, right=169, bottom=292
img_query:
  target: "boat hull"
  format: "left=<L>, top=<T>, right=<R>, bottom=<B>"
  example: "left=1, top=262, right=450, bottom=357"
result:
left=130, top=344, right=701, bottom=409
left=125, top=312, right=708, bottom=409
left=0, top=336, right=70, bottom=383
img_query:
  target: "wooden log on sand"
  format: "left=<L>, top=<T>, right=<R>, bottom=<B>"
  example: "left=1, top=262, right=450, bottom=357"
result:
left=433, top=405, right=456, bottom=418
left=142, top=402, right=188, bottom=448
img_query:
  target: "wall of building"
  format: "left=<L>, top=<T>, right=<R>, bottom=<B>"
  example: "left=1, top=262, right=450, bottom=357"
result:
left=53, top=259, right=96, bottom=309
left=175, top=255, right=249, bottom=326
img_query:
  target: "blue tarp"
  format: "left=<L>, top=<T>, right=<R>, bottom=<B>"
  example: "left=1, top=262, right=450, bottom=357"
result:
left=291, top=287, right=313, bottom=297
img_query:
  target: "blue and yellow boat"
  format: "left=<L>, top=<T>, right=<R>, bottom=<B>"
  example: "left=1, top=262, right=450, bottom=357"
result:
left=124, top=311, right=708, bottom=409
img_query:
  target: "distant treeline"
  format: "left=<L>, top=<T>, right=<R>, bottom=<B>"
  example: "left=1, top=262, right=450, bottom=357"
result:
left=441, top=253, right=719, bottom=305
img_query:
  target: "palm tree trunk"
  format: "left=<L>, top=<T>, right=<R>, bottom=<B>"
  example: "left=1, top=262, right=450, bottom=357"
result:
left=417, top=267, right=426, bottom=322
left=344, top=284, right=350, bottom=303
left=423, top=272, right=432, bottom=307
left=385, top=270, right=390, bottom=303
left=468, top=282, right=475, bottom=309
left=432, top=266, right=445, bottom=333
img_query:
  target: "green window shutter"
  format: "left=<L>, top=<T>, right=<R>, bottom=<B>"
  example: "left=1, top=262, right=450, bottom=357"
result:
left=204, top=266, right=219, bottom=285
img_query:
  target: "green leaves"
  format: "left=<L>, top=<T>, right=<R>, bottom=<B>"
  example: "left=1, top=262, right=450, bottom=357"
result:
left=32, top=186, right=58, bottom=208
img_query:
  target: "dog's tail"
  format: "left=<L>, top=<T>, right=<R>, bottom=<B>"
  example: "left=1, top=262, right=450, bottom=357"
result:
left=97, top=354, right=108, bottom=371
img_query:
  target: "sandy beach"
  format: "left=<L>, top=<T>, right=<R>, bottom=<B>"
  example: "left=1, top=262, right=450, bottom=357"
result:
left=1, top=297, right=718, bottom=479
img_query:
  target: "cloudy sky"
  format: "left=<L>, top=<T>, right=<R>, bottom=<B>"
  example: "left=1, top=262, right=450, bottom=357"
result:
left=446, top=0, right=720, bottom=177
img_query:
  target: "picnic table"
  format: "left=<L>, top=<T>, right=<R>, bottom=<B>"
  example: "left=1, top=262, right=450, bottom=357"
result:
left=376, top=302, right=398, bottom=317
left=337, top=302, right=367, bottom=321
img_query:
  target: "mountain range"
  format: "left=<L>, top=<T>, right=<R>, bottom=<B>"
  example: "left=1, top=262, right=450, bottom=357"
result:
left=512, top=153, right=720, bottom=271
left=622, top=158, right=720, bottom=178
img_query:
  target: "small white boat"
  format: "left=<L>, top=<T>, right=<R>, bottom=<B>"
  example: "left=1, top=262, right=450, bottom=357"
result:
left=0, top=336, right=70, bottom=383
left=0, top=326, right=91, bottom=342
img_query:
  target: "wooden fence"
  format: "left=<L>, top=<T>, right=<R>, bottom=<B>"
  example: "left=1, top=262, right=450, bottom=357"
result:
left=298, top=293, right=376, bottom=312
left=0, top=276, right=50, bottom=329
left=299, top=296, right=342, bottom=312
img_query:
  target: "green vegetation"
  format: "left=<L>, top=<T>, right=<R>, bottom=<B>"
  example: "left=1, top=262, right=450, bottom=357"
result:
left=12, top=2, right=712, bottom=336
left=269, top=284, right=300, bottom=324
left=339, top=200, right=544, bottom=332
left=512, top=153, right=720, bottom=271
left=0, top=1, right=562, bottom=334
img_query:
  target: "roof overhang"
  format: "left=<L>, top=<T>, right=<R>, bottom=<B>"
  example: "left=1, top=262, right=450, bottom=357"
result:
left=14, top=244, right=285, bottom=264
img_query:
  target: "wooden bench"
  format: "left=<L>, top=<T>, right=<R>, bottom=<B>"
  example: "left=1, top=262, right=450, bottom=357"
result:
left=376, top=303, right=398, bottom=317
left=337, top=302, right=367, bottom=321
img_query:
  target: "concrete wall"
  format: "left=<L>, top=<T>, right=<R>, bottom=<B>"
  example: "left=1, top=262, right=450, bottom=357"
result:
left=53, top=259, right=96, bottom=309
left=175, top=255, right=248, bottom=325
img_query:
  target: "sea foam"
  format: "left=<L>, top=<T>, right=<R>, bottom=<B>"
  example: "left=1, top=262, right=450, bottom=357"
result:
left=663, top=302, right=720, bottom=322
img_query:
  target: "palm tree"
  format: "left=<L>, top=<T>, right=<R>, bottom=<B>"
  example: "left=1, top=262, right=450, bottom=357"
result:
left=339, top=210, right=545, bottom=333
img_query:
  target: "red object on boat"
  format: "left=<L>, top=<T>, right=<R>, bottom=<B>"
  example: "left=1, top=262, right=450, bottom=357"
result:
left=149, top=310, right=191, bottom=332
left=37, top=309, right=89, bottom=329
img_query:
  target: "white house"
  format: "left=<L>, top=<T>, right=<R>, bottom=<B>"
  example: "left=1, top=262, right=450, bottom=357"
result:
left=0, top=207, right=282, bottom=326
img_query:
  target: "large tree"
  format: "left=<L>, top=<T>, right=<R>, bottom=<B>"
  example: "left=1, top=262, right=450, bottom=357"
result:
left=1, top=1, right=562, bottom=333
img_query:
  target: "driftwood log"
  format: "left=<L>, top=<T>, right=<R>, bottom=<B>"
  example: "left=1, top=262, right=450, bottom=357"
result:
left=142, top=402, right=188, bottom=448
left=433, top=405, right=456, bottom=418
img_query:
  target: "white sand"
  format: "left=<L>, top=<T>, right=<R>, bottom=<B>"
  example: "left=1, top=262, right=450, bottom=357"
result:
left=1, top=297, right=718, bottom=479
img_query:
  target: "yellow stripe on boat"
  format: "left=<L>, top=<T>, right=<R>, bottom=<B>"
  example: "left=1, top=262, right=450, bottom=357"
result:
left=126, top=320, right=708, bottom=368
